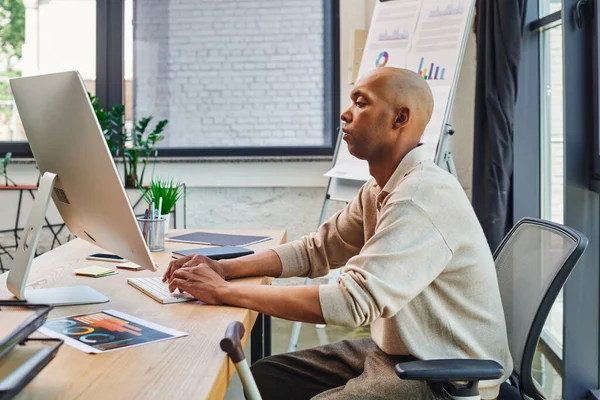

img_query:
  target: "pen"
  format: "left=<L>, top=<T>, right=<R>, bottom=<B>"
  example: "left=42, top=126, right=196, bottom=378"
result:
left=145, top=203, right=151, bottom=243
left=143, top=208, right=149, bottom=243
left=158, top=197, right=163, bottom=219
left=142, top=209, right=148, bottom=236
left=150, top=200, right=155, bottom=244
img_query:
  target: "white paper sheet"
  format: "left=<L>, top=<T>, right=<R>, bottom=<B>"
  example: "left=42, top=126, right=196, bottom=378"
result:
left=326, top=0, right=473, bottom=182
left=406, top=0, right=471, bottom=85
left=358, top=0, right=423, bottom=80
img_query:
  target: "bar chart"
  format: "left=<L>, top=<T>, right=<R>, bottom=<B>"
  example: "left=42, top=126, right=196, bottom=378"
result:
left=417, top=57, right=446, bottom=80
left=377, top=28, right=409, bottom=42
left=429, top=0, right=465, bottom=17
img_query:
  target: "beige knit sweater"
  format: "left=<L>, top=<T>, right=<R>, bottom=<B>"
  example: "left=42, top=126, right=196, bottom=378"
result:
left=274, top=146, right=513, bottom=399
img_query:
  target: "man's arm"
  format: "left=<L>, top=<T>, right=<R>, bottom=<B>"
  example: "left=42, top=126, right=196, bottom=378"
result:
left=221, top=250, right=282, bottom=279
left=168, top=265, right=325, bottom=324
left=272, top=187, right=367, bottom=279
left=219, top=284, right=325, bottom=324
left=165, top=186, right=367, bottom=283
left=168, top=200, right=451, bottom=328
left=318, top=201, right=453, bottom=327
left=164, top=249, right=282, bottom=282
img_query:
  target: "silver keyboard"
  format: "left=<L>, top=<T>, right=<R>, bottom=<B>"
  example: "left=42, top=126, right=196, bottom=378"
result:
left=127, top=276, right=195, bottom=304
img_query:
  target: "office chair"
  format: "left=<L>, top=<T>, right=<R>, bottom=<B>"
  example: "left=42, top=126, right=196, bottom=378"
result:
left=221, top=218, right=588, bottom=400
left=395, top=218, right=588, bottom=400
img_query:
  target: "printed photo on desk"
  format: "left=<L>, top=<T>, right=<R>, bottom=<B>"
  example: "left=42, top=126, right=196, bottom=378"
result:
left=38, top=310, right=187, bottom=354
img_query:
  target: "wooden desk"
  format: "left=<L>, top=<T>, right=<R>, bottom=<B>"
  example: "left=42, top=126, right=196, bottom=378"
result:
left=0, top=229, right=286, bottom=400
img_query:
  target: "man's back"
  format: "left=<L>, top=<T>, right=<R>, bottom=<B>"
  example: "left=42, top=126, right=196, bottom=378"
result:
left=371, top=148, right=513, bottom=398
left=275, top=145, right=513, bottom=399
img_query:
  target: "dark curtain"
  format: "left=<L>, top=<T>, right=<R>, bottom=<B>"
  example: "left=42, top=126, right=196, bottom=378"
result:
left=472, top=0, right=527, bottom=252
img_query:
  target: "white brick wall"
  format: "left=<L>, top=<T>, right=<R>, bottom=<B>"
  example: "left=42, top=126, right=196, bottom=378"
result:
left=134, top=0, right=171, bottom=128
left=134, top=0, right=326, bottom=148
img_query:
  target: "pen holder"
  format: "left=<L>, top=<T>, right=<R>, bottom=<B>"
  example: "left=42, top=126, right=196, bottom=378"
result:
left=137, top=217, right=166, bottom=252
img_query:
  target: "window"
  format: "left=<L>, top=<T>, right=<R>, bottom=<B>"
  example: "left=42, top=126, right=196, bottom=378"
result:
left=519, top=0, right=600, bottom=395
left=538, top=21, right=564, bottom=397
left=130, top=0, right=338, bottom=154
left=522, top=0, right=564, bottom=396
left=0, top=0, right=96, bottom=144
left=124, top=0, right=133, bottom=130
left=539, top=0, right=561, bottom=19
left=0, top=0, right=339, bottom=157
left=540, top=23, right=564, bottom=227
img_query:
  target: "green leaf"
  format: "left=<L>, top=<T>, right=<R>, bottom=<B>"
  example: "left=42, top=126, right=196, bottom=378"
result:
left=144, top=177, right=184, bottom=214
left=0, top=0, right=25, bottom=61
left=93, top=96, right=169, bottom=187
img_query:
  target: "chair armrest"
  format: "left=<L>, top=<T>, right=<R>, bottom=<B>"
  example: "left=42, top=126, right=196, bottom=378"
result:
left=395, top=359, right=504, bottom=382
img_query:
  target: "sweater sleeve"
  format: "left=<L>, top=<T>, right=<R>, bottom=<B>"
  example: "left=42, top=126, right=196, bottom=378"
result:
left=318, top=200, right=453, bottom=327
left=272, top=185, right=367, bottom=278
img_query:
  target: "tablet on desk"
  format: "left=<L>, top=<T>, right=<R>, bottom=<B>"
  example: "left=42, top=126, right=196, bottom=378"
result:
left=172, top=246, right=254, bottom=260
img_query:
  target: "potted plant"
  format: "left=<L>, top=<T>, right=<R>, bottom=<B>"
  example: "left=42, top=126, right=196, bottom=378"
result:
left=142, top=177, right=184, bottom=234
left=89, top=94, right=168, bottom=188
left=0, top=152, right=16, bottom=186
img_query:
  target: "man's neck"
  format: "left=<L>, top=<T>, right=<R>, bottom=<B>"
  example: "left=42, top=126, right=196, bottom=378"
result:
left=369, top=143, right=417, bottom=189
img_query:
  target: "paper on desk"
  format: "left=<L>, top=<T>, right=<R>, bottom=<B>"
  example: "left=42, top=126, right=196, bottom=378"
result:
left=74, top=265, right=117, bottom=277
left=116, top=262, right=144, bottom=271
left=38, top=309, right=187, bottom=354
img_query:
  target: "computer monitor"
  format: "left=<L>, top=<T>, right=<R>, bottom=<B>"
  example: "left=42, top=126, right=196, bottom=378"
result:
left=6, top=71, right=156, bottom=306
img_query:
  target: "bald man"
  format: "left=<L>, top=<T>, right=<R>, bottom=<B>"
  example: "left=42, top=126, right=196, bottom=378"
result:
left=164, top=68, right=512, bottom=399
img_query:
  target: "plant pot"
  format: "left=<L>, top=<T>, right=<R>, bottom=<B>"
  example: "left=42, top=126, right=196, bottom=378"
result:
left=125, top=174, right=138, bottom=189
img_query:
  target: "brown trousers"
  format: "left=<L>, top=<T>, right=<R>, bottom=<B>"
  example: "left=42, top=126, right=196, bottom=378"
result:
left=249, top=338, right=444, bottom=400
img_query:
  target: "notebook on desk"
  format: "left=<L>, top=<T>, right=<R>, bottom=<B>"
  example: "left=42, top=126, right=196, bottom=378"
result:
left=172, top=246, right=254, bottom=260
left=165, top=231, right=271, bottom=247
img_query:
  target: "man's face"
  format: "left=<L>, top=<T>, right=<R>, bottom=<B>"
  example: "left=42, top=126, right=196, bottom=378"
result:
left=340, top=76, right=396, bottom=161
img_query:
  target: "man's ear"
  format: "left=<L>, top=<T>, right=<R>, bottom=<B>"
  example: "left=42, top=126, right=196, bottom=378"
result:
left=393, top=107, right=410, bottom=129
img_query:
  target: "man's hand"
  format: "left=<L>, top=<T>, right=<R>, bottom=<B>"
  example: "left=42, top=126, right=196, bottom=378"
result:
left=168, top=265, right=230, bottom=305
left=161, top=248, right=324, bottom=324
left=163, top=254, right=229, bottom=283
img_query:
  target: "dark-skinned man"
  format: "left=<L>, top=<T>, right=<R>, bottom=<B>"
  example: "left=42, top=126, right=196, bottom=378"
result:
left=164, top=67, right=512, bottom=399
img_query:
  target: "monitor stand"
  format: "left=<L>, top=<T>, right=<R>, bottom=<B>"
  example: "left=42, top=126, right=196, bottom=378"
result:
left=6, top=172, right=109, bottom=306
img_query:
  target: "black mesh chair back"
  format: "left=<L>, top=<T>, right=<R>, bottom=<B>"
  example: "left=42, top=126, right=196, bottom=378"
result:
left=494, top=218, right=588, bottom=400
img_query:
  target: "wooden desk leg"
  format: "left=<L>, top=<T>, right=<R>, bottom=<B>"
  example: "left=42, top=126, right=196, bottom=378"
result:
left=251, top=313, right=264, bottom=364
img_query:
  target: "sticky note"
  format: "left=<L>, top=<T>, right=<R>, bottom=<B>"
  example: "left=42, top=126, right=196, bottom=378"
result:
left=92, top=271, right=118, bottom=278
left=74, top=265, right=117, bottom=277
left=116, top=262, right=144, bottom=271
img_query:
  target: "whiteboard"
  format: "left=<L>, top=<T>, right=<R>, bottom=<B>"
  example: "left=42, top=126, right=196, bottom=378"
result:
left=325, top=0, right=474, bottom=189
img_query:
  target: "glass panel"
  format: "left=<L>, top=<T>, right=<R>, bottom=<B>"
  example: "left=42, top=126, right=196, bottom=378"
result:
left=125, top=0, right=133, bottom=131
left=537, top=23, right=563, bottom=398
left=0, top=0, right=96, bottom=142
left=539, top=0, right=561, bottom=18
left=131, top=0, right=327, bottom=149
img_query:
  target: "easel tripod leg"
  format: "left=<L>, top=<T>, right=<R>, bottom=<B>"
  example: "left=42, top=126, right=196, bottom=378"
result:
left=287, top=277, right=311, bottom=352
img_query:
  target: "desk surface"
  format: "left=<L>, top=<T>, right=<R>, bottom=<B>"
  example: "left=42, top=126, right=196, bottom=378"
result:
left=0, top=229, right=286, bottom=400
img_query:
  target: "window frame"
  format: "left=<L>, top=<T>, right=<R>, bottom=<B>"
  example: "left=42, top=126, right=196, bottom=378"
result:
left=518, top=0, right=564, bottom=366
left=0, top=0, right=341, bottom=159
left=562, top=0, right=600, bottom=396
left=515, top=0, right=600, bottom=397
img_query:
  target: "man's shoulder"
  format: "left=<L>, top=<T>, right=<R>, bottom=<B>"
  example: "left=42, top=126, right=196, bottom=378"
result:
left=386, top=161, right=482, bottom=247
left=387, top=161, right=463, bottom=204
